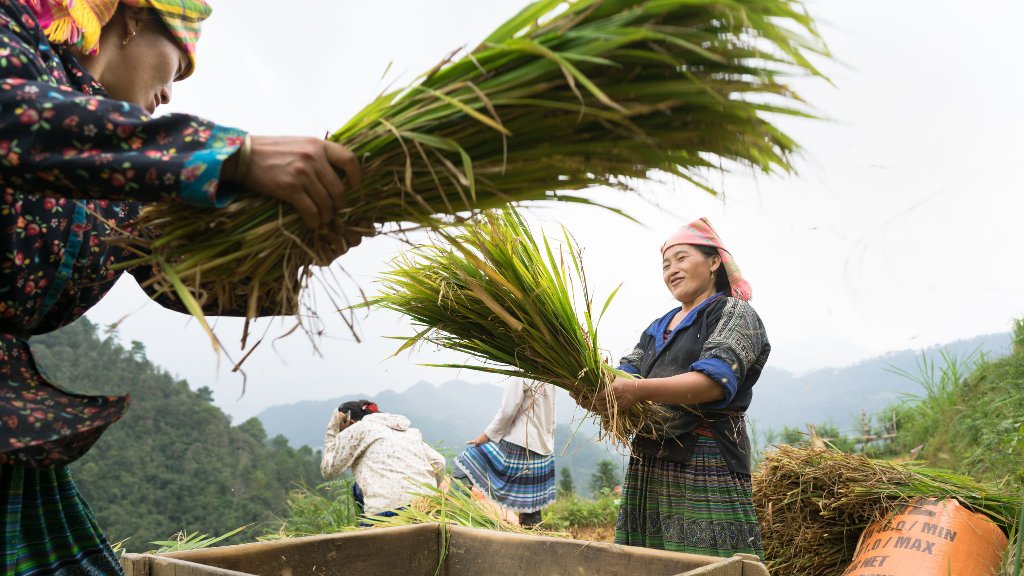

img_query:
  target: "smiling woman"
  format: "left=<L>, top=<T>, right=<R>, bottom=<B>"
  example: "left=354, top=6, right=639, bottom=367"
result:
left=583, top=217, right=771, bottom=559
left=0, top=1, right=372, bottom=574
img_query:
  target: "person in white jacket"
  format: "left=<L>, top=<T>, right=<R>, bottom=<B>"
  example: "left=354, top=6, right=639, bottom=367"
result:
left=453, top=380, right=557, bottom=526
left=321, top=400, right=446, bottom=519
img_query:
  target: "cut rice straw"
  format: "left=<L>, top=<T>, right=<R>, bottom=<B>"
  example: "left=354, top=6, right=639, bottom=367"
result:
left=364, top=208, right=662, bottom=445
left=363, top=481, right=569, bottom=539
left=110, top=0, right=830, bottom=348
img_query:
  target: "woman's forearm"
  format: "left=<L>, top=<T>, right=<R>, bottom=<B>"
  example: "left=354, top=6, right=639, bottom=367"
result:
left=630, top=371, right=724, bottom=405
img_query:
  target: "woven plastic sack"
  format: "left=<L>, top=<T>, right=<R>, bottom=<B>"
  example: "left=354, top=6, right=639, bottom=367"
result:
left=843, top=497, right=1007, bottom=576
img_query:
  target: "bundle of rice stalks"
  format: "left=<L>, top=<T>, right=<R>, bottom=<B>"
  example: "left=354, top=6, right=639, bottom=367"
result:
left=259, top=479, right=361, bottom=540
left=367, top=208, right=660, bottom=444
left=364, top=482, right=569, bottom=539
left=754, top=444, right=1021, bottom=576
left=113, top=0, right=828, bottom=344
left=146, top=525, right=251, bottom=554
left=1005, top=502, right=1023, bottom=576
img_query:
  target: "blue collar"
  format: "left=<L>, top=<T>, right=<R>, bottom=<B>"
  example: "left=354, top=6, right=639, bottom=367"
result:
left=647, top=292, right=725, bottom=352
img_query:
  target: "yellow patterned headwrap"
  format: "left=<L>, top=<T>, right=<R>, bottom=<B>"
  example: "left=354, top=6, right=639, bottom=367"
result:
left=29, top=0, right=212, bottom=79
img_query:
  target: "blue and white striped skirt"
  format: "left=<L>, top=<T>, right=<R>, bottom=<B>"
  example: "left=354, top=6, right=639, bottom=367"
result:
left=453, top=440, right=556, bottom=513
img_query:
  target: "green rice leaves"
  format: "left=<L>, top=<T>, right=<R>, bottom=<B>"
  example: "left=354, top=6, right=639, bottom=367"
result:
left=367, top=208, right=659, bottom=444
left=118, top=0, right=829, bottom=340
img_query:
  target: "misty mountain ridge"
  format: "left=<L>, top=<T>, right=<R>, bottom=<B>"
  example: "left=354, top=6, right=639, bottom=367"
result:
left=747, top=331, right=1011, bottom=436
left=256, top=331, right=1011, bottom=487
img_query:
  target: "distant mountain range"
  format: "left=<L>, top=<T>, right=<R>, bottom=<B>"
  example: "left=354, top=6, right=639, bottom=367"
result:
left=747, top=331, right=1011, bottom=437
left=257, top=331, right=1012, bottom=492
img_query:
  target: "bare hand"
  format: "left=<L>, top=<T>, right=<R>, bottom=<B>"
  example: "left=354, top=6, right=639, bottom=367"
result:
left=588, top=377, right=641, bottom=415
left=315, top=218, right=376, bottom=264
left=235, top=136, right=364, bottom=231
left=467, top=433, right=490, bottom=446
left=330, top=410, right=354, bottom=433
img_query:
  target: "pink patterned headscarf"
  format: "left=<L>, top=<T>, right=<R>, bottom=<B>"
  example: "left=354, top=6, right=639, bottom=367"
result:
left=661, top=217, right=752, bottom=301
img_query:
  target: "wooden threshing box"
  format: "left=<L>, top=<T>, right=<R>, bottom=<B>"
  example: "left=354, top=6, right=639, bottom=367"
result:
left=121, top=524, right=769, bottom=575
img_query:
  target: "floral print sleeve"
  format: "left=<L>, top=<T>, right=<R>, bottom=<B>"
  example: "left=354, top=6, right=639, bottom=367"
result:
left=0, top=0, right=254, bottom=469
left=0, top=2, right=245, bottom=207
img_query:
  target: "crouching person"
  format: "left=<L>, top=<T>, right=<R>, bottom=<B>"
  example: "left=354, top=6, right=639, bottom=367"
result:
left=321, top=400, right=446, bottom=523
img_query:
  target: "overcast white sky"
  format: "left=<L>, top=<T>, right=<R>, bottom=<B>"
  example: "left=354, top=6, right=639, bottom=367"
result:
left=84, top=0, right=1024, bottom=423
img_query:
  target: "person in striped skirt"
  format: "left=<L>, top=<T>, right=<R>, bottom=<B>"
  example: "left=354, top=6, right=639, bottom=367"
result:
left=586, top=217, right=769, bottom=559
left=453, top=380, right=556, bottom=527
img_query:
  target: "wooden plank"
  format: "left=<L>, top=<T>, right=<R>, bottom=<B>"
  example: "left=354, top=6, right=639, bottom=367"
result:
left=443, top=525, right=730, bottom=575
left=122, top=524, right=771, bottom=576
left=121, top=554, right=150, bottom=576
left=159, top=524, right=441, bottom=576
left=674, top=556, right=742, bottom=575
left=149, top=556, right=253, bottom=576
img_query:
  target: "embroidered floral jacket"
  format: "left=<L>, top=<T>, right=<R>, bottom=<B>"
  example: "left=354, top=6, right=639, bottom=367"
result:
left=0, top=0, right=246, bottom=467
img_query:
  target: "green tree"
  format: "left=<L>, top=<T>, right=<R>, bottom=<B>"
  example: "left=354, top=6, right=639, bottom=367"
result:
left=30, top=318, right=323, bottom=551
left=237, top=417, right=267, bottom=442
left=590, top=459, right=619, bottom=494
left=196, top=386, right=215, bottom=403
left=129, top=340, right=147, bottom=360
left=557, top=466, right=575, bottom=497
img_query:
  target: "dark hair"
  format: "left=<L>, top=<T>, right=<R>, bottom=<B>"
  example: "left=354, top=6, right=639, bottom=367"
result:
left=337, top=399, right=380, bottom=421
left=691, top=244, right=732, bottom=295
left=112, top=5, right=169, bottom=31
left=110, top=6, right=179, bottom=52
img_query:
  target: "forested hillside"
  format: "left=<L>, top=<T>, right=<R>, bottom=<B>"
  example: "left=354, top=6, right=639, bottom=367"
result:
left=30, top=318, right=322, bottom=551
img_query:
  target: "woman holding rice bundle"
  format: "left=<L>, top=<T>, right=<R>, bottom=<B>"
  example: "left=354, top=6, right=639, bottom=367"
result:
left=586, top=218, right=770, bottom=558
left=0, top=0, right=367, bottom=572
